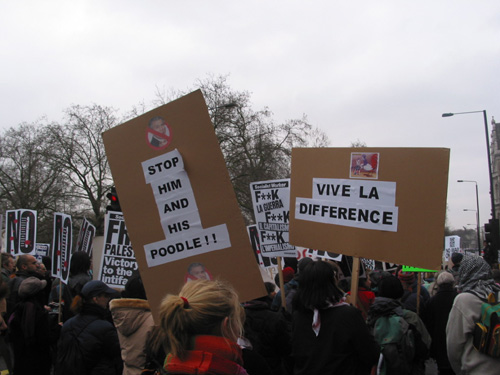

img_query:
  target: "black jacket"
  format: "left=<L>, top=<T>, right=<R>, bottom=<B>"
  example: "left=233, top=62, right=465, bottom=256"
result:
left=421, top=286, right=457, bottom=370
left=292, top=304, right=379, bottom=375
left=57, top=303, right=123, bottom=375
left=244, top=299, right=291, bottom=374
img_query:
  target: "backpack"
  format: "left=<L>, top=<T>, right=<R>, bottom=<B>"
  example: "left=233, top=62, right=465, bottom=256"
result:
left=55, top=318, right=97, bottom=375
left=473, top=292, right=500, bottom=357
left=373, top=313, right=416, bottom=375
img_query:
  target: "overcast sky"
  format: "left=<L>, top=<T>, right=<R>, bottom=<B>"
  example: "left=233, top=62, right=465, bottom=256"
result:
left=1, top=1, right=499, bottom=233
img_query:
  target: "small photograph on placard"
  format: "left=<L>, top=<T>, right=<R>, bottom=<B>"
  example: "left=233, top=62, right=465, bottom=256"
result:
left=184, top=262, right=213, bottom=283
left=350, top=152, right=379, bottom=179
left=146, top=116, right=172, bottom=150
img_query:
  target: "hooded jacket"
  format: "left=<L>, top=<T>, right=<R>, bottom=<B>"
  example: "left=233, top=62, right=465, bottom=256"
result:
left=109, top=298, right=155, bottom=375
left=58, top=303, right=123, bottom=375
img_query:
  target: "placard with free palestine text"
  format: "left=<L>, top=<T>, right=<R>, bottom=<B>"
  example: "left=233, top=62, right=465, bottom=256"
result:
left=289, top=148, right=449, bottom=270
left=102, top=90, right=265, bottom=321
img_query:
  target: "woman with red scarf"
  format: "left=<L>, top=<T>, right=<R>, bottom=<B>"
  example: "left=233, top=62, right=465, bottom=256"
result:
left=159, top=279, right=248, bottom=375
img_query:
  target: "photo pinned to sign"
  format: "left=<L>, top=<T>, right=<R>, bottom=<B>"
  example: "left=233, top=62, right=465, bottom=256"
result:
left=141, top=148, right=231, bottom=267
left=350, top=152, right=379, bottom=179
left=146, top=116, right=172, bottom=150
left=184, top=261, right=213, bottom=282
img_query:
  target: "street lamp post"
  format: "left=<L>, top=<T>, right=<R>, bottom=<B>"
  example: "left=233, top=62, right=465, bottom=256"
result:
left=458, top=180, right=481, bottom=250
left=443, top=110, right=496, bottom=221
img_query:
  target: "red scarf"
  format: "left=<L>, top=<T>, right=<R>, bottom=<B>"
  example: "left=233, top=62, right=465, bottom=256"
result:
left=164, top=335, right=248, bottom=375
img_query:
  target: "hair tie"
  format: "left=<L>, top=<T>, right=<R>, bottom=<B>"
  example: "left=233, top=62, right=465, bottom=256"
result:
left=180, top=296, right=189, bottom=308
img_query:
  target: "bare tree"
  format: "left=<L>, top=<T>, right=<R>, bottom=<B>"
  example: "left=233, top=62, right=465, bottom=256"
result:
left=46, top=104, right=117, bottom=233
left=0, top=122, right=71, bottom=241
left=350, top=139, right=367, bottom=147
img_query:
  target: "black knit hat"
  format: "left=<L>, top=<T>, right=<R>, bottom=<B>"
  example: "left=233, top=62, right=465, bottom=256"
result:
left=451, top=252, right=464, bottom=266
left=378, top=275, right=404, bottom=299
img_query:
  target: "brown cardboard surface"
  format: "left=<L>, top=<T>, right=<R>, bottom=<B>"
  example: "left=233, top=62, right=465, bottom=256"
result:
left=102, top=90, right=265, bottom=322
left=289, top=148, right=450, bottom=270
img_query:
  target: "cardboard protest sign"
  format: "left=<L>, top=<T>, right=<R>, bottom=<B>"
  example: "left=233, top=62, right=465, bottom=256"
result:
left=102, top=90, right=265, bottom=319
left=247, top=225, right=279, bottom=269
left=289, top=148, right=449, bottom=270
left=4, top=209, right=37, bottom=255
left=98, top=211, right=138, bottom=289
left=34, top=243, right=50, bottom=261
left=76, top=217, right=96, bottom=256
left=250, top=179, right=296, bottom=257
left=51, top=213, right=72, bottom=283
left=444, top=235, right=461, bottom=262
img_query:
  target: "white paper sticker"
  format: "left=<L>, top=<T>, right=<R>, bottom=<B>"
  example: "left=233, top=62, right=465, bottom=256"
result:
left=144, top=224, right=231, bottom=267
left=295, top=197, right=398, bottom=232
left=312, top=178, right=396, bottom=206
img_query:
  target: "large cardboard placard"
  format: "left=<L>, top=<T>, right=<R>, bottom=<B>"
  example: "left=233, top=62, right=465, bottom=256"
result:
left=289, top=148, right=449, bottom=270
left=102, top=90, right=265, bottom=320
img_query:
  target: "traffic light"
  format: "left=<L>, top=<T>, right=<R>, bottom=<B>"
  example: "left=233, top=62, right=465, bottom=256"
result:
left=106, top=186, right=121, bottom=212
left=484, top=218, right=499, bottom=251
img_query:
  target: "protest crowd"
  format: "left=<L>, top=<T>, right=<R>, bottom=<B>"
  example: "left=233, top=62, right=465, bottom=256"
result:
left=0, top=249, right=498, bottom=375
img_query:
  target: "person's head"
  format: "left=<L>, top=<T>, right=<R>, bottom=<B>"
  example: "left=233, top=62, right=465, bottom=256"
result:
left=282, top=267, right=295, bottom=283
left=122, top=272, right=147, bottom=300
left=187, top=263, right=210, bottom=280
left=436, top=271, right=455, bottom=289
left=1, top=253, right=15, bottom=273
left=397, top=270, right=415, bottom=289
left=71, top=280, right=116, bottom=313
left=264, top=282, right=276, bottom=299
left=16, top=254, right=39, bottom=274
left=70, top=251, right=91, bottom=276
left=359, top=276, right=371, bottom=289
left=294, top=260, right=344, bottom=311
left=159, top=279, right=243, bottom=360
left=148, top=116, right=167, bottom=134
left=378, top=275, right=405, bottom=299
left=457, top=254, right=498, bottom=297
left=36, top=262, right=47, bottom=277
left=368, top=269, right=391, bottom=289
left=337, top=276, right=351, bottom=293
left=297, top=257, right=314, bottom=275
left=451, top=252, right=464, bottom=267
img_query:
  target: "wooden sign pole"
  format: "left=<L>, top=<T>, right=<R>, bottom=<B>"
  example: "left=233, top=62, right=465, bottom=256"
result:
left=349, top=257, right=360, bottom=308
